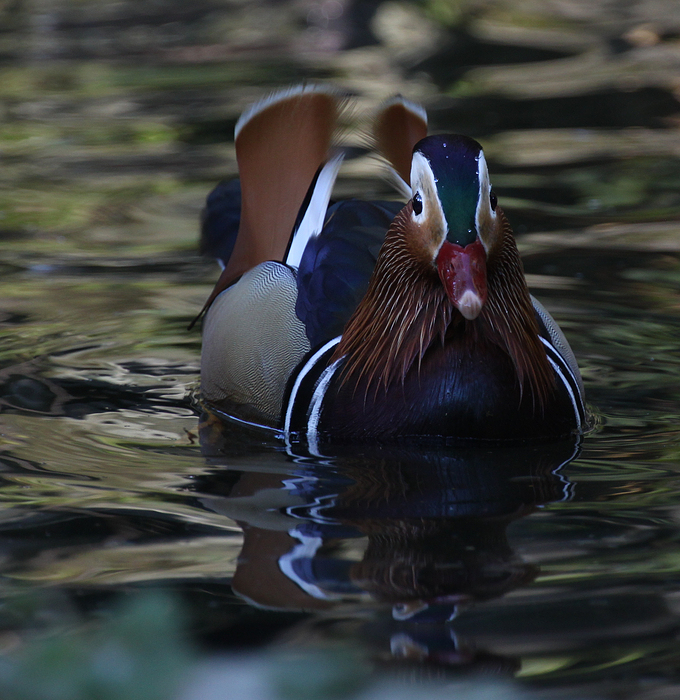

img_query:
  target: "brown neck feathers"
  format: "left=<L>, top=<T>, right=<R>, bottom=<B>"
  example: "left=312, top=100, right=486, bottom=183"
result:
left=331, top=206, right=555, bottom=406
left=331, top=206, right=451, bottom=393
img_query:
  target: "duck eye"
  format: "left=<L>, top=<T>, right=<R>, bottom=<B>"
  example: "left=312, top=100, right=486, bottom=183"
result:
left=490, top=191, right=497, bottom=211
left=412, top=192, right=423, bottom=216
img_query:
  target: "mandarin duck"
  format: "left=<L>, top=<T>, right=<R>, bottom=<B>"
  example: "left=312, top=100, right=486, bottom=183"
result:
left=198, top=85, right=585, bottom=444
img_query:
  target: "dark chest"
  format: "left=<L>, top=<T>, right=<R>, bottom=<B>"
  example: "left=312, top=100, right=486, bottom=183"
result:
left=314, top=337, right=578, bottom=442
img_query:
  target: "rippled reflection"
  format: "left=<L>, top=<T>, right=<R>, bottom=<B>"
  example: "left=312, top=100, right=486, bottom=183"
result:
left=196, top=416, right=580, bottom=670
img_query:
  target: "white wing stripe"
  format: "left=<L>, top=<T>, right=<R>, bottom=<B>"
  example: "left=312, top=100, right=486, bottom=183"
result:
left=285, top=154, right=344, bottom=269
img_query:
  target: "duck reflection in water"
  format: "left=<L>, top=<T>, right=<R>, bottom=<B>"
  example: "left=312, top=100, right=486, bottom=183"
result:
left=197, top=417, right=580, bottom=670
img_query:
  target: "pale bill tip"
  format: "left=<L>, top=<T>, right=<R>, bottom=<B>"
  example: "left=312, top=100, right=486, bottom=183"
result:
left=457, top=290, right=483, bottom=320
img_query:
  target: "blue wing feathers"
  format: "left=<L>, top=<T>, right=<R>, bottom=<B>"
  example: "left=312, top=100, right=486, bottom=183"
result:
left=200, top=179, right=241, bottom=267
left=296, top=200, right=403, bottom=348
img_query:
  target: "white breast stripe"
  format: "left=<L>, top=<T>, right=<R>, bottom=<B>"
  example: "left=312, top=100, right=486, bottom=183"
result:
left=307, top=357, right=343, bottom=455
left=544, top=353, right=582, bottom=432
left=284, top=336, right=341, bottom=435
left=540, top=335, right=584, bottom=427
left=539, top=336, right=582, bottom=400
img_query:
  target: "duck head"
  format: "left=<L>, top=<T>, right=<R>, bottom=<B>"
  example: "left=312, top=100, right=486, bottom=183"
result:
left=408, top=135, right=500, bottom=321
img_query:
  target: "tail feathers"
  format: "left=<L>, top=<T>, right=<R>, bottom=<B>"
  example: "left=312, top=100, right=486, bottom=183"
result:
left=191, top=85, right=345, bottom=329
left=227, top=84, right=345, bottom=283
left=373, top=96, right=428, bottom=188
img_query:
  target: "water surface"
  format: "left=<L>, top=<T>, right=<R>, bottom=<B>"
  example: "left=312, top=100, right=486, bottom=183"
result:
left=0, top=1, right=679, bottom=698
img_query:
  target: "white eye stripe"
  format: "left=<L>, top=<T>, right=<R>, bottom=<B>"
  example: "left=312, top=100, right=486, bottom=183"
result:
left=409, top=151, right=447, bottom=232
left=475, top=151, right=496, bottom=229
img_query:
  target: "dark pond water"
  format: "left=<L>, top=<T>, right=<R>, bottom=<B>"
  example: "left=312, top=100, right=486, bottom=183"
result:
left=1, top=1, right=680, bottom=699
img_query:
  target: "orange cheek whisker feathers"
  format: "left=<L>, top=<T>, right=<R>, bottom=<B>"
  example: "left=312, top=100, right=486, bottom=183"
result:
left=332, top=205, right=555, bottom=410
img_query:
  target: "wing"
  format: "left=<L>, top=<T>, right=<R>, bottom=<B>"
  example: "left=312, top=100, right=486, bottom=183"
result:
left=296, top=199, right=403, bottom=348
left=292, top=95, right=426, bottom=347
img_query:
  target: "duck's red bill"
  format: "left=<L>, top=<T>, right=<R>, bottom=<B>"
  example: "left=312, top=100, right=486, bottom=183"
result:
left=436, top=239, right=487, bottom=320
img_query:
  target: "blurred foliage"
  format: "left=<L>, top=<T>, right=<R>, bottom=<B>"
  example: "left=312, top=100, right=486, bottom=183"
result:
left=418, top=0, right=474, bottom=27
left=0, top=591, right=193, bottom=700
left=269, top=647, right=372, bottom=700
